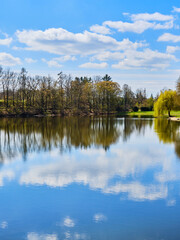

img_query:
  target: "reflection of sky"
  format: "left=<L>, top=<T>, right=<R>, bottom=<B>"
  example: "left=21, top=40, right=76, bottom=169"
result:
left=0, top=119, right=180, bottom=239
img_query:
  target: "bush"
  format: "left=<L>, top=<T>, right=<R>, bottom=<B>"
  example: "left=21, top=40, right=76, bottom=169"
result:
left=133, top=106, right=139, bottom=112
left=141, top=107, right=151, bottom=111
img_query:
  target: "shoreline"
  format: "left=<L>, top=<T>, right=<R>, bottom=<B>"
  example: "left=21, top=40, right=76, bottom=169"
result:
left=0, top=111, right=179, bottom=120
left=169, top=117, right=180, bottom=122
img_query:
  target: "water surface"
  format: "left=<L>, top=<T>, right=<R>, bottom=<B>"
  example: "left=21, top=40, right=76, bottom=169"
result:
left=0, top=117, right=180, bottom=240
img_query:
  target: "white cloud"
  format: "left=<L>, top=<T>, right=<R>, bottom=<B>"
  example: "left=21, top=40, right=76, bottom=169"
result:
left=19, top=141, right=170, bottom=201
left=104, top=182, right=167, bottom=201
left=64, top=231, right=71, bottom=239
left=74, top=233, right=87, bottom=240
left=0, top=52, right=21, bottom=66
left=27, top=232, right=58, bottom=240
left=130, top=12, right=174, bottom=22
left=153, top=21, right=174, bottom=30
left=93, top=213, right=107, bottom=223
left=25, top=58, right=37, bottom=63
left=90, top=24, right=111, bottom=34
left=103, top=11, right=174, bottom=34
left=0, top=37, right=12, bottom=46
left=158, top=33, right=180, bottom=42
left=42, top=55, right=76, bottom=68
left=104, top=20, right=152, bottom=34
left=166, top=46, right=180, bottom=53
left=172, top=7, right=180, bottom=13
left=0, top=221, right=8, bottom=229
left=167, top=199, right=176, bottom=206
left=53, top=55, right=76, bottom=62
left=42, top=58, right=62, bottom=68
left=0, top=170, right=15, bottom=186
left=16, top=28, right=125, bottom=56
left=104, top=20, right=173, bottom=33
left=12, top=46, right=24, bottom=50
left=63, top=217, right=75, bottom=227
left=91, top=51, right=125, bottom=62
left=111, top=48, right=176, bottom=70
left=63, top=231, right=87, bottom=240
left=79, top=62, right=108, bottom=69
left=17, top=119, right=180, bottom=203
left=14, top=23, right=176, bottom=71
left=92, top=39, right=146, bottom=60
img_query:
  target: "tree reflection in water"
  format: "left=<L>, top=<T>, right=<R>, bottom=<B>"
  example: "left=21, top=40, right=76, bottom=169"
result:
left=154, top=118, right=180, bottom=159
left=0, top=117, right=179, bottom=162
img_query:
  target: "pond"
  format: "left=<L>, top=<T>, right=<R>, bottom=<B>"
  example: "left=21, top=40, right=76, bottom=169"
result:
left=0, top=117, right=180, bottom=240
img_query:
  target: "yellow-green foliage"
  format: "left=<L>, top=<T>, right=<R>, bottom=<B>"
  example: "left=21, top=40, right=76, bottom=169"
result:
left=154, top=90, right=177, bottom=117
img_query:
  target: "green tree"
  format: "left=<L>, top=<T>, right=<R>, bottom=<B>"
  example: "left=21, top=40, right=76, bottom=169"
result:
left=96, top=80, right=121, bottom=113
left=154, top=90, right=177, bottom=117
left=102, top=74, right=111, bottom=82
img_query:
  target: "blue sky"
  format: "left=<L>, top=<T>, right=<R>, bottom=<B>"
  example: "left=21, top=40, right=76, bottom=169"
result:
left=0, top=0, right=180, bottom=94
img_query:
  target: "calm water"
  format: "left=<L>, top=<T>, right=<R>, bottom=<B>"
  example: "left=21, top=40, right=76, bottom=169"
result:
left=0, top=117, right=180, bottom=240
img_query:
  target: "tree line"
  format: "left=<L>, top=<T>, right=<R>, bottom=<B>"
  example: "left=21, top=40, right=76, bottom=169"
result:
left=0, top=67, right=157, bottom=116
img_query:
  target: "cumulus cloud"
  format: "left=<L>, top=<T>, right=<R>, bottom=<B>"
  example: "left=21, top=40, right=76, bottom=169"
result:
left=104, top=182, right=167, bottom=201
left=16, top=28, right=125, bottom=56
left=63, top=217, right=75, bottom=227
left=93, top=213, right=107, bottom=223
left=111, top=49, right=176, bottom=70
left=167, top=199, right=176, bottom=206
left=0, top=37, right=12, bottom=46
left=79, top=62, right=108, bottom=69
left=166, top=46, right=180, bottom=53
left=0, top=170, right=15, bottom=186
left=172, top=7, right=180, bottom=13
left=0, top=221, right=8, bottom=229
left=14, top=16, right=176, bottom=71
left=102, top=12, right=174, bottom=34
left=42, top=55, right=76, bottom=68
left=63, top=231, right=87, bottom=240
left=0, top=52, right=21, bottom=66
left=19, top=141, right=171, bottom=201
left=130, top=12, right=174, bottom=22
left=104, top=20, right=152, bottom=34
left=90, top=24, right=111, bottom=34
left=104, top=20, right=173, bottom=34
left=42, top=58, right=62, bottom=68
left=158, top=33, right=180, bottom=42
left=25, top=58, right=37, bottom=63
left=54, top=55, right=76, bottom=62
left=153, top=21, right=174, bottom=30
left=27, top=232, right=58, bottom=240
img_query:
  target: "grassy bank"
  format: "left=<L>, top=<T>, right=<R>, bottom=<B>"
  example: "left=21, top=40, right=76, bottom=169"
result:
left=126, top=111, right=180, bottom=118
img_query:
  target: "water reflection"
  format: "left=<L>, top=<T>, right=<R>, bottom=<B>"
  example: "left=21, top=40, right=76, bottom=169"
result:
left=154, top=118, right=180, bottom=158
left=0, top=117, right=179, bottom=199
left=0, top=117, right=154, bottom=162
left=0, top=117, right=180, bottom=239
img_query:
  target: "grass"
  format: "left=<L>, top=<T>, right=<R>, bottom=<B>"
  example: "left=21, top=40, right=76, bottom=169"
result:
left=126, top=110, right=180, bottom=118
left=128, top=111, right=154, bottom=116
left=169, top=111, right=180, bottom=117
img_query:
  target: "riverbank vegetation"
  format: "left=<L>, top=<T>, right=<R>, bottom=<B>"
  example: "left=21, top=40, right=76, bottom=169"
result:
left=0, top=67, right=179, bottom=116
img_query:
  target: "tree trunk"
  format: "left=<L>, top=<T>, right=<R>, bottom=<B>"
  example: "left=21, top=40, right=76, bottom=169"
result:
left=6, top=88, right=9, bottom=108
left=13, top=89, right=15, bottom=106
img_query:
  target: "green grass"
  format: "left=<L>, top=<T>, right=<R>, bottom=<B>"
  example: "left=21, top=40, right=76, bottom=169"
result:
left=126, top=110, right=180, bottom=118
left=168, top=111, right=180, bottom=117
left=128, top=111, right=154, bottom=116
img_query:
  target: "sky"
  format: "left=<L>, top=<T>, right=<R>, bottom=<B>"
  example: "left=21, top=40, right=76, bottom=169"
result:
left=0, top=0, right=180, bottom=95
